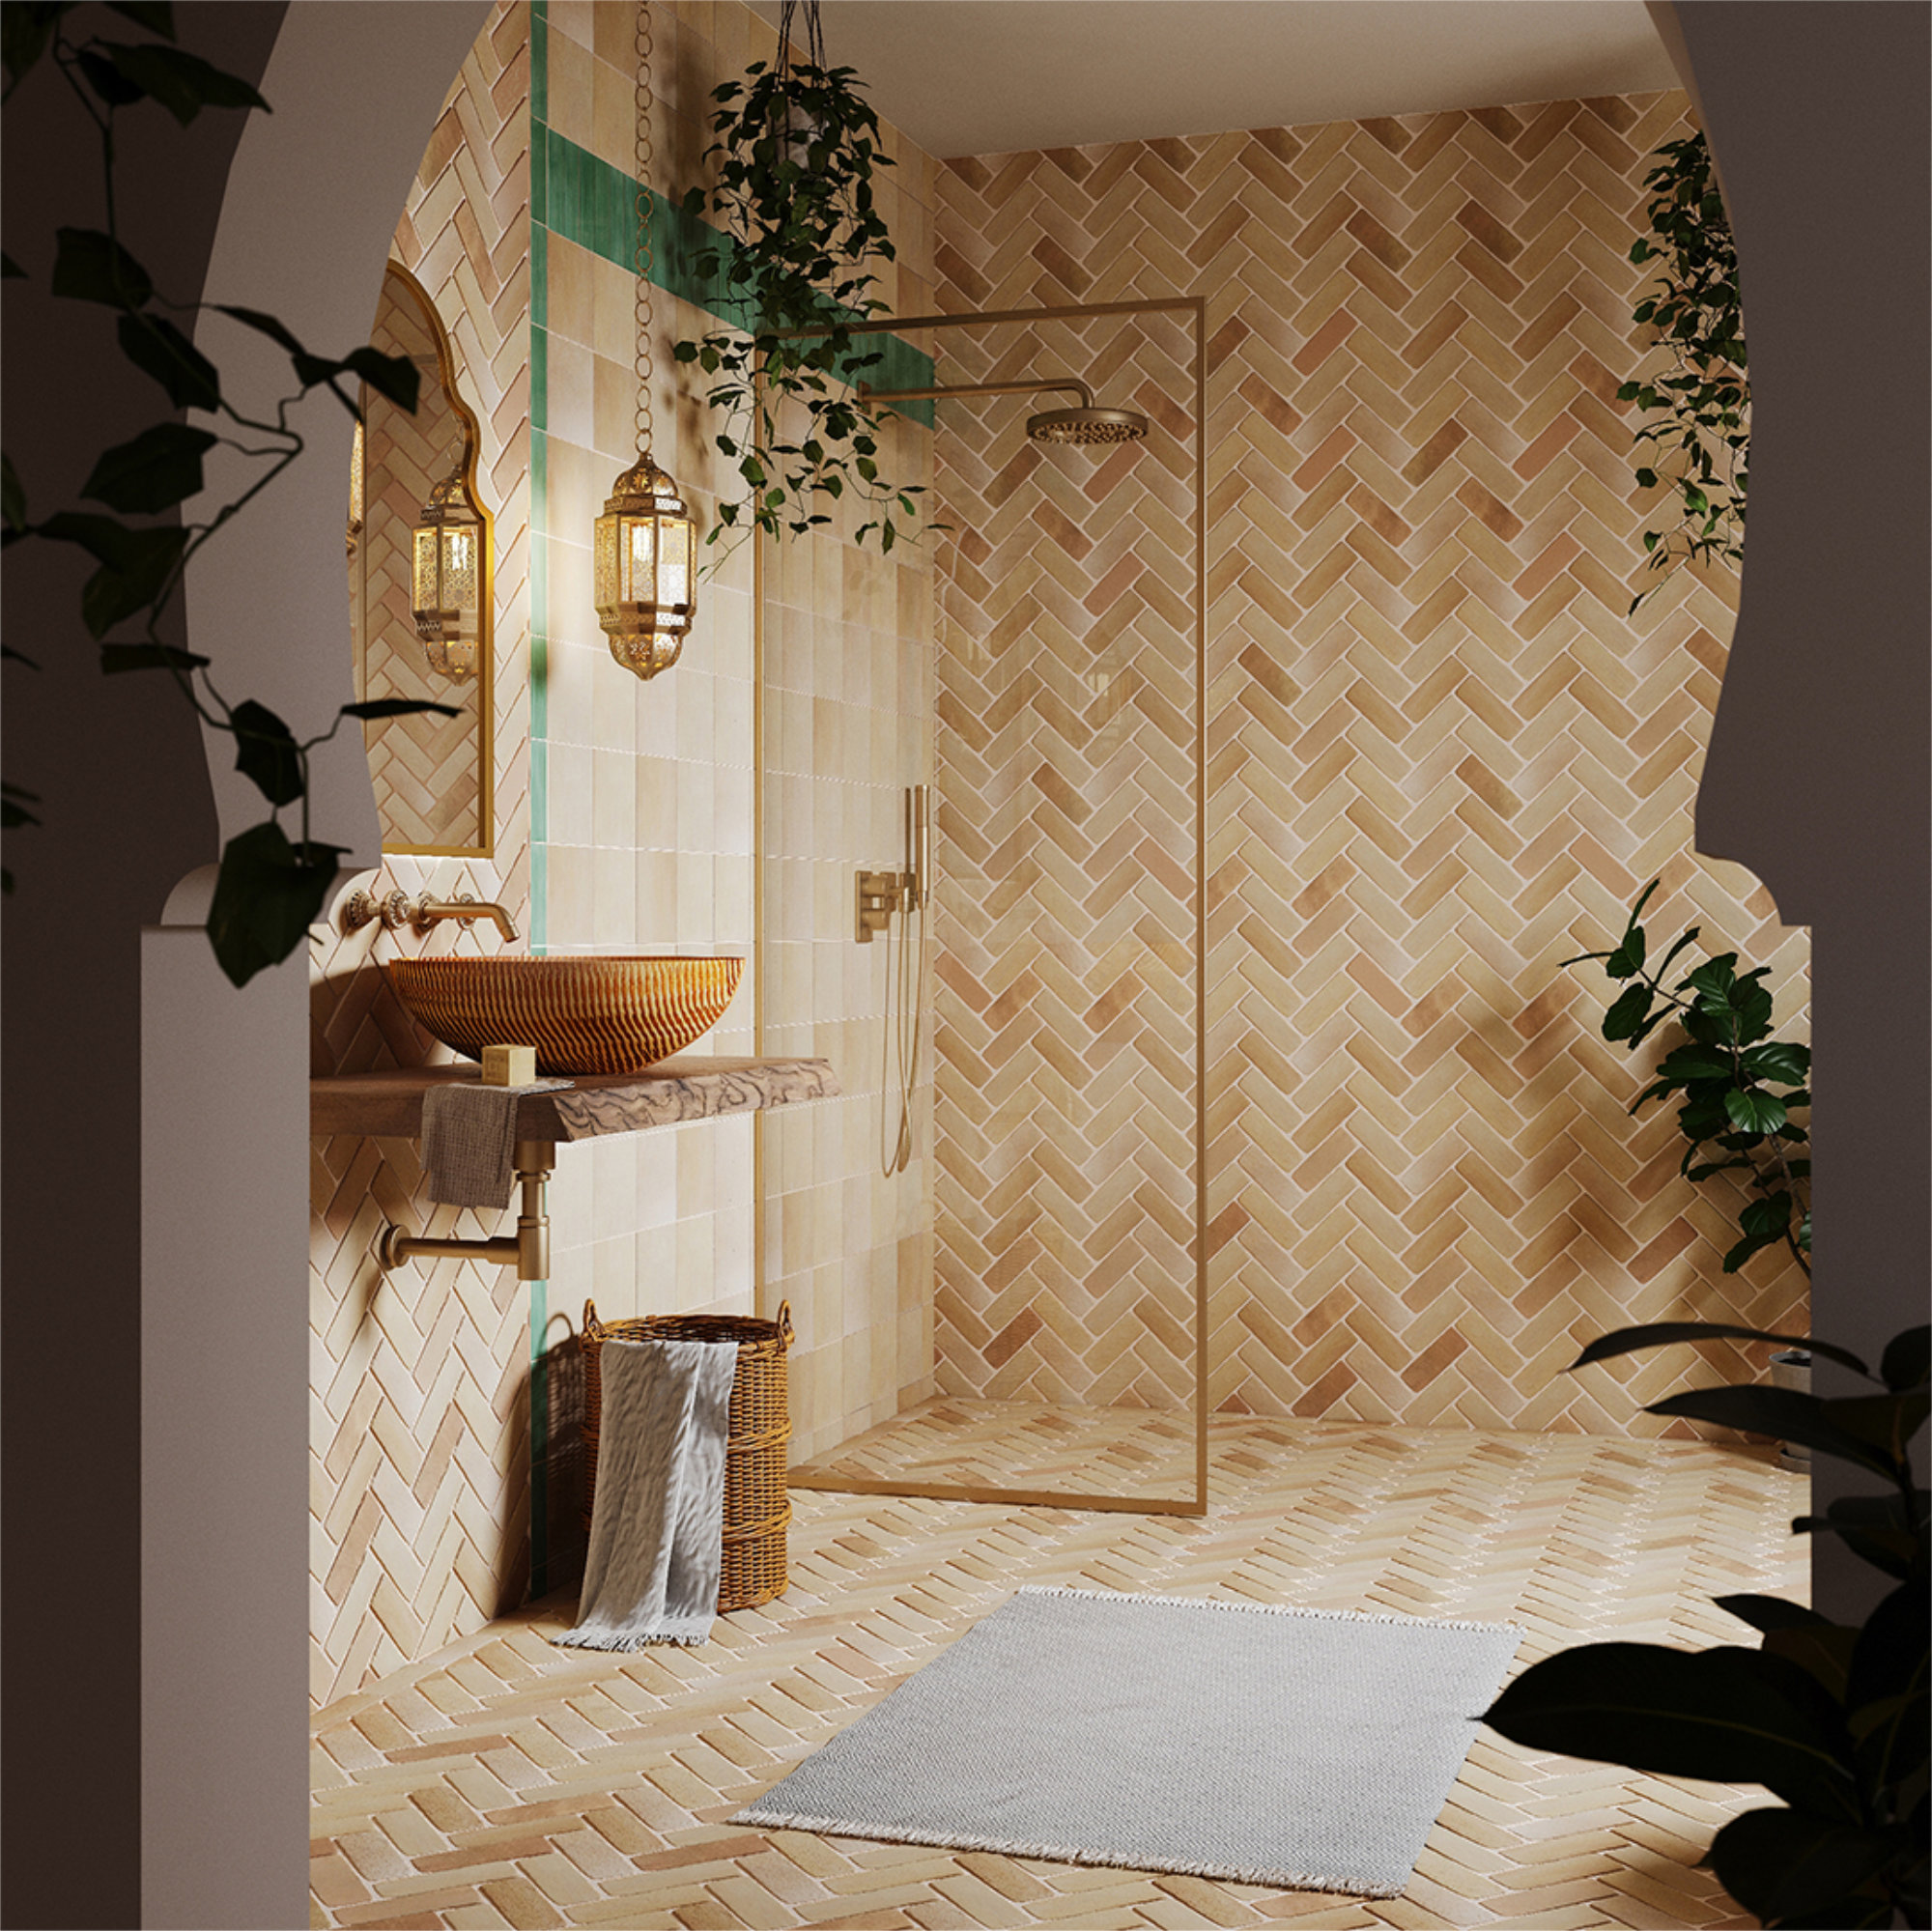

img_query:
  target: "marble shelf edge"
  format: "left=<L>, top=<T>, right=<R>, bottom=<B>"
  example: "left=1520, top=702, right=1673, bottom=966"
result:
left=308, top=1056, right=841, bottom=1142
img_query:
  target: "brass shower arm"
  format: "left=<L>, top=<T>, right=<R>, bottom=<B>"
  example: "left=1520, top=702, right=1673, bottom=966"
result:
left=858, top=377, right=1094, bottom=409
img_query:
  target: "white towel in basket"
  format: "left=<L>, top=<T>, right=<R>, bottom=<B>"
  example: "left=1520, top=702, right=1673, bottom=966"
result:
left=554, top=1335, right=737, bottom=1649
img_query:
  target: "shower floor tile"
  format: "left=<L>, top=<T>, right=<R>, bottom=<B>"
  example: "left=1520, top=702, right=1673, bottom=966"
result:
left=312, top=1416, right=1801, bottom=1929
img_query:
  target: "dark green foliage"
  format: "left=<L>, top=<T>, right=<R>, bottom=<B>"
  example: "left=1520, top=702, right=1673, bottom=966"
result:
left=206, top=821, right=345, bottom=987
left=1485, top=1320, right=1930, bottom=1928
left=1617, top=131, right=1747, bottom=611
left=674, top=51, right=934, bottom=554
left=1563, top=881, right=1809, bottom=1277
left=4, top=7, right=439, bottom=984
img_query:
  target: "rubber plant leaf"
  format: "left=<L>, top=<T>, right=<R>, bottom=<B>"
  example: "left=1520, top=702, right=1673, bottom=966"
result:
left=1705, top=1807, right=1904, bottom=1927
left=1483, top=1641, right=1859, bottom=1815
left=1570, top=1323, right=1869, bottom=1378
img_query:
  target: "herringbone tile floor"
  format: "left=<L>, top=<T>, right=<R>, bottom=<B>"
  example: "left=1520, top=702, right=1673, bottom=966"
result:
left=313, top=1408, right=1802, bottom=1928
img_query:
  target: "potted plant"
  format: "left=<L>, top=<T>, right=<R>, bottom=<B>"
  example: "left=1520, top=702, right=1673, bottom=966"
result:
left=1486, top=1319, right=1928, bottom=1928
left=1563, top=881, right=1812, bottom=1462
left=673, top=0, right=935, bottom=557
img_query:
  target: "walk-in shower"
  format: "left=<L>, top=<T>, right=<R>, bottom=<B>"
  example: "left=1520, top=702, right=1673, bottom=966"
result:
left=773, top=298, right=1209, bottom=1519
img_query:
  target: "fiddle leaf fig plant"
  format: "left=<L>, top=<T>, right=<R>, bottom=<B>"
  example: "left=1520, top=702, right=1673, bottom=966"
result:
left=1486, top=1320, right=1929, bottom=1930
left=1, top=1, right=456, bottom=982
left=673, top=2, right=934, bottom=557
left=1564, top=880, right=1809, bottom=1279
left=1619, top=129, right=1748, bottom=612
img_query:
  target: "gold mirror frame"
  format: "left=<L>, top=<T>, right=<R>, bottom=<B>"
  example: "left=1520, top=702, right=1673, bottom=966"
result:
left=351, top=260, right=495, bottom=859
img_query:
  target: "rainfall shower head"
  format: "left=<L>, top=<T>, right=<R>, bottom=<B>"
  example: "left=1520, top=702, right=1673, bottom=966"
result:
left=1026, top=401, right=1147, bottom=446
left=860, top=377, right=1149, bottom=448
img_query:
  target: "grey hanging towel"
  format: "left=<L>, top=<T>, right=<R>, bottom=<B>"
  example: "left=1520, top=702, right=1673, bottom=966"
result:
left=420, top=1077, right=569, bottom=1207
left=554, top=1335, right=737, bottom=1649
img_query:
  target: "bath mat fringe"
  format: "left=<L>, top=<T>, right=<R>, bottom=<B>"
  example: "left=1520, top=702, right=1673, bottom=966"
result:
left=1023, top=1582, right=1524, bottom=1639
left=732, top=1807, right=1405, bottom=1897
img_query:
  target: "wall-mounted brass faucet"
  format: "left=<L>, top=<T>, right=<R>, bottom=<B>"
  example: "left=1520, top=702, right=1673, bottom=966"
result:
left=342, top=888, right=519, bottom=944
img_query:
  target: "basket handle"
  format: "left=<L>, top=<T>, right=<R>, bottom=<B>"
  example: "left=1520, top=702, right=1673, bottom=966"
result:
left=777, top=1299, right=794, bottom=1349
left=583, top=1297, right=603, bottom=1342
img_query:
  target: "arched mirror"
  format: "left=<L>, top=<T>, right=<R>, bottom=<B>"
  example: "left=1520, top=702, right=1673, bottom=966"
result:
left=348, top=260, right=494, bottom=857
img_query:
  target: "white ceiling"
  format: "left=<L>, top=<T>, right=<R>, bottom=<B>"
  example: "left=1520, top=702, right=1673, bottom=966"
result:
left=748, top=2, right=1678, bottom=158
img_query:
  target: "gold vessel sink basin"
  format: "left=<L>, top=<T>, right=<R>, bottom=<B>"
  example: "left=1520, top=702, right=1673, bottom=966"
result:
left=386, top=954, right=744, bottom=1076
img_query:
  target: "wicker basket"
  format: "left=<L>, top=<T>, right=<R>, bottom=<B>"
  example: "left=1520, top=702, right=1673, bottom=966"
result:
left=580, top=1298, right=793, bottom=1612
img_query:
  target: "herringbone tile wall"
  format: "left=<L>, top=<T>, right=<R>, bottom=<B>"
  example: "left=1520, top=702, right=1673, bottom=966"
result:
left=927, top=309, right=1201, bottom=1421
left=933, top=94, right=1809, bottom=1434
left=309, top=0, right=534, bottom=1709
left=355, top=273, right=488, bottom=854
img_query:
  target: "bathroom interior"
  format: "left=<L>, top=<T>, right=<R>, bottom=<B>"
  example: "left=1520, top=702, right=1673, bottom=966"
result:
left=306, top=2, right=1825, bottom=1924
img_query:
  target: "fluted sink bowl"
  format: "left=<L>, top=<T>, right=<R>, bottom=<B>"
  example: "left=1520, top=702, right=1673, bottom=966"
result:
left=386, top=954, right=744, bottom=1076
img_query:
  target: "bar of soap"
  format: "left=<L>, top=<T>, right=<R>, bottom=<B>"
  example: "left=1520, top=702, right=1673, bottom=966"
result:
left=481, top=1044, right=537, bottom=1087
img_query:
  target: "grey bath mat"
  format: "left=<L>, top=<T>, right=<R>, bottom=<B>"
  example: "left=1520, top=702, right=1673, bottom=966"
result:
left=731, top=1585, right=1520, bottom=1897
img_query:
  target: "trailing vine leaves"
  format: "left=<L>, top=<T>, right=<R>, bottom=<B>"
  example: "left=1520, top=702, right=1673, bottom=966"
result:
left=1486, top=1322, right=1929, bottom=1930
left=1, top=2, right=457, bottom=982
left=1619, top=130, right=1748, bottom=612
left=1563, top=881, right=1809, bottom=1278
left=672, top=39, right=934, bottom=557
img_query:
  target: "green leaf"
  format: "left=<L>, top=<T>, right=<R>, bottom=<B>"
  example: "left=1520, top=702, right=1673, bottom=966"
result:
left=1706, top=1808, right=1905, bottom=1926
left=99, top=641, right=208, bottom=674
left=337, top=346, right=417, bottom=412
left=1602, top=981, right=1653, bottom=1041
left=1740, top=1039, right=1809, bottom=1085
left=339, top=698, right=461, bottom=722
left=1725, top=1087, right=1788, bottom=1135
left=80, top=421, right=215, bottom=513
left=2, top=452, right=25, bottom=532
left=206, top=822, right=344, bottom=987
left=1794, top=1493, right=1929, bottom=1581
left=1605, top=923, right=1645, bottom=978
left=117, top=312, right=220, bottom=411
left=1571, top=1323, right=1868, bottom=1378
left=1881, top=1326, right=1930, bottom=1393
left=51, top=226, right=154, bottom=308
left=81, top=526, right=188, bottom=636
left=213, top=302, right=304, bottom=356
left=78, top=45, right=145, bottom=105
left=1647, top=1386, right=1906, bottom=1479
left=1483, top=1642, right=1859, bottom=1814
left=230, top=697, right=302, bottom=807
left=104, top=41, right=267, bottom=124
left=1714, top=1594, right=1836, bottom=1636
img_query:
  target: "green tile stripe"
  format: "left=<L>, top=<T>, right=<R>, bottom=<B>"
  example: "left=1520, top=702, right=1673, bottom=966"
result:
left=527, top=0, right=552, bottom=1602
left=543, top=125, right=935, bottom=420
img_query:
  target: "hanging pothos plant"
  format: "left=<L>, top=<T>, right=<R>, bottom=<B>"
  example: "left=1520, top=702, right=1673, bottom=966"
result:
left=1, top=1, right=452, bottom=984
left=673, top=0, right=933, bottom=556
left=1619, top=129, right=1748, bottom=613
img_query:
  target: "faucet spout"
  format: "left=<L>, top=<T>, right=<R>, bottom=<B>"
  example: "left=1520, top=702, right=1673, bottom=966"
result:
left=398, top=893, right=520, bottom=943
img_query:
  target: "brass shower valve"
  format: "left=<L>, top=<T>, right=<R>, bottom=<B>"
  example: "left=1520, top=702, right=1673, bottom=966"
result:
left=856, top=868, right=909, bottom=942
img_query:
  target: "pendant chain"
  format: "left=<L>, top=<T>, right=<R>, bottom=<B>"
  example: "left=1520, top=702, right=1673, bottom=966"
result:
left=633, top=0, right=654, bottom=460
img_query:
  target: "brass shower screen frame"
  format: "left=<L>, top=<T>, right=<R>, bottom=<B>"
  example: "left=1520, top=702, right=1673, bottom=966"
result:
left=756, top=296, right=1209, bottom=1519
